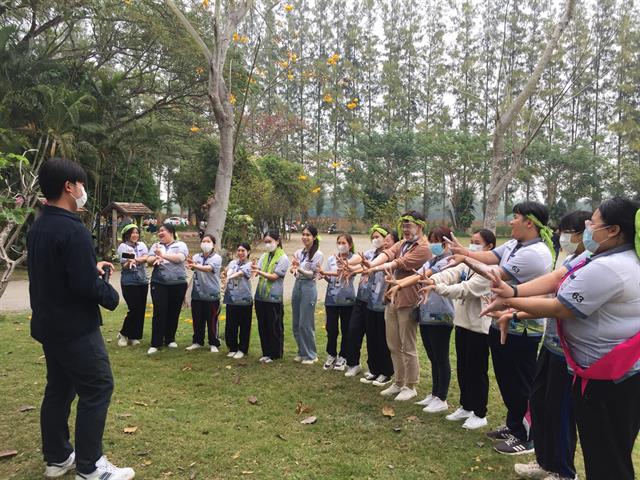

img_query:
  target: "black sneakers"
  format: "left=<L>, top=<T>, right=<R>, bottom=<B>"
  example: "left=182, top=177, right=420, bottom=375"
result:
left=494, top=435, right=535, bottom=455
left=486, top=424, right=512, bottom=441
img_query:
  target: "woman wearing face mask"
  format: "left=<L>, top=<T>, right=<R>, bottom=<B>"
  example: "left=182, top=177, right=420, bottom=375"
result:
left=363, top=230, right=399, bottom=387
left=290, top=225, right=323, bottom=364
left=486, top=198, right=640, bottom=480
left=319, top=234, right=360, bottom=371
left=252, top=231, right=290, bottom=363
left=184, top=235, right=223, bottom=353
left=116, top=224, right=149, bottom=347
left=146, top=223, right=189, bottom=354
left=362, top=211, right=432, bottom=402
left=223, top=243, right=254, bottom=359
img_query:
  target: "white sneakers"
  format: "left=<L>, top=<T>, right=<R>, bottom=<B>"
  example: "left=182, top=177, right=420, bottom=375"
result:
left=514, top=461, right=547, bottom=479
left=380, top=383, right=403, bottom=396
left=446, top=407, right=472, bottom=421
left=44, top=451, right=75, bottom=478
left=167, top=342, right=178, bottom=348
left=210, top=346, right=219, bottom=353
left=259, top=356, right=273, bottom=363
left=360, top=372, right=376, bottom=383
left=323, top=355, right=336, bottom=370
left=75, top=456, right=135, bottom=480
left=146, top=347, right=158, bottom=355
left=345, top=365, right=362, bottom=377
left=394, top=386, right=417, bottom=401
left=463, top=414, right=488, bottom=430
left=333, top=356, right=347, bottom=371
left=185, top=343, right=202, bottom=351
left=423, top=397, right=448, bottom=413
left=301, top=357, right=318, bottom=365
left=293, top=355, right=302, bottom=362
left=233, top=351, right=245, bottom=359
left=415, top=394, right=434, bottom=406
left=116, top=333, right=128, bottom=348
left=371, top=375, right=392, bottom=387
left=129, top=340, right=140, bottom=346
left=227, top=351, right=237, bottom=357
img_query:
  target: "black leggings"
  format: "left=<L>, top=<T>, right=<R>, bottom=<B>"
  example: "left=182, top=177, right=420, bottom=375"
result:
left=120, top=283, right=148, bottom=340
left=191, top=299, right=220, bottom=347
left=365, top=308, right=394, bottom=377
left=255, top=300, right=284, bottom=359
left=325, top=305, right=353, bottom=357
left=455, top=326, right=489, bottom=417
left=345, top=300, right=368, bottom=367
left=150, top=282, right=187, bottom=347
left=420, top=324, right=453, bottom=400
left=225, top=304, right=253, bottom=353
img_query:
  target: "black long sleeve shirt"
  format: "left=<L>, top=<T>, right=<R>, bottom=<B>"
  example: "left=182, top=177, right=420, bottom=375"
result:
left=28, top=205, right=119, bottom=343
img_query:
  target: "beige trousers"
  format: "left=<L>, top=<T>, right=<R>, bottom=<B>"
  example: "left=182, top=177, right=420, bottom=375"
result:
left=384, top=305, right=419, bottom=387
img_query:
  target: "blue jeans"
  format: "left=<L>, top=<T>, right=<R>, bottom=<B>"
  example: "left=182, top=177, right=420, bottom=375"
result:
left=291, top=278, right=317, bottom=360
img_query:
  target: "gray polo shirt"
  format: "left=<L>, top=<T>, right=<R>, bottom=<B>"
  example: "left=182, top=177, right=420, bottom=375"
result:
left=223, top=259, right=253, bottom=305
left=149, top=241, right=189, bottom=285
left=543, top=254, right=579, bottom=357
left=117, top=241, right=149, bottom=286
left=324, top=253, right=357, bottom=306
left=356, top=248, right=377, bottom=302
left=418, top=253, right=454, bottom=326
left=557, top=245, right=640, bottom=377
left=293, top=248, right=324, bottom=282
left=191, top=252, right=222, bottom=301
left=255, top=252, right=290, bottom=303
left=492, top=238, right=552, bottom=336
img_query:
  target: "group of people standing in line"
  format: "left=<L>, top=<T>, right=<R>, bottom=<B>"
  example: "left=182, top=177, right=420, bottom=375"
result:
left=114, top=199, right=640, bottom=480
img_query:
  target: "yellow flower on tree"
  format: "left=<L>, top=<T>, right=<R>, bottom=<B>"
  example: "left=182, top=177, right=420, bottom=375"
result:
left=323, top=93, right=334, bottom=103
left=312, top=186, right=321, bottom=193
left=331, top=161, right=341, bottom=169
left=298, top=175, right=308, bottom=181
left=229, top=93, right=237, bottom=105
left=240, top=35, right=250, bottom=44
left=190, top=125, right=201, bottom=133
left=284, top=3, right=294, bottom=12
left=233, top=32, right=240, bottom=42
left=288, top=51, right=298, bottom=62
left=202, top=0, right=209, bottom=7
left=278, top=60, right=289, bottom=69
left=346, top=102, right=357, bottom=110
left=123, top=0, right=131, bottom=4
left=287, top=73, right=294, bottom=80
left=195, top=66, right=205, bottom=75
left=327, top=53, right=341, bottom=65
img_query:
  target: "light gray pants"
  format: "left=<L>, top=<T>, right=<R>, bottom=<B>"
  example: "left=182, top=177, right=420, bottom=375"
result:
left=291, top=278, right=317, bottom=360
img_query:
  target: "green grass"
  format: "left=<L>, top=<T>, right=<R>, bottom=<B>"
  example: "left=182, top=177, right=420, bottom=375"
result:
left=0, top=307, right=636, bottom=479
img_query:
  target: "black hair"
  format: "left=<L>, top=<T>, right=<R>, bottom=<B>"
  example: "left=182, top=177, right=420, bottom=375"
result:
left=559, top=210, right=592, bottom=234
left=302, top=224, right=319, bottom=259
left=264, top=229, right=282, bottom=249
left=400, top=210, right=426, bottom=223
left=122, top=227, right=139, bottom=243
left=38, top=157, right=88, bottom=201
left=428, top=226, right=452, bottom=243
left=387, top=229, right=400, bottom=243
left=512, top=201, right=549, bottom=230
left=598, top=197, right=640, bottom=243
left=237, top=242, right=251, bottom=255
left=201, top=234, right=216, bottom=244
left=160, top=223, right=177, bottom=238
left=473, top=228, right=497, bottom=250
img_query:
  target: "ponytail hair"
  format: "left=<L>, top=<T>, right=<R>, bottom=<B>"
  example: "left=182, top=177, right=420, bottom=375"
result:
left=303, top=224, right=319, bottom=259
left=264, top=229, right=283, bottom=249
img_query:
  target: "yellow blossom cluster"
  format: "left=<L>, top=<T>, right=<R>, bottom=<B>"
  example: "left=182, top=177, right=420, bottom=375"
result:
left=298, top=175, right=308, bottom=181
left=229, top=93, right=237, bottom=105
left=327, top=53, right=340, bottom=65
left=323, top=93, right=334, bottom=103
left=190, top=125, right=201, bottom=133
left=346, top=98, right=359, bottom=110
left=195, top=66, right=205, bottom=75
left=233, top=32, right=250, bottom=44
left=312, top=186, right=321, bottom=193
left=284, top=4, right=294, bottom=12
left=331, top=161, right=341, bottom=169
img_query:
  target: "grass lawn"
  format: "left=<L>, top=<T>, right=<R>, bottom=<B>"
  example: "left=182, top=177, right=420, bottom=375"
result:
left=0, top=306, right=636, bottom=479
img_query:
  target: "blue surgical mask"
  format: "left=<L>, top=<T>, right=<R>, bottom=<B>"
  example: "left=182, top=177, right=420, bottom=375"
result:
left=583, top=225, right=608, bottom=254
left=430, top=243, right=444, bottom=256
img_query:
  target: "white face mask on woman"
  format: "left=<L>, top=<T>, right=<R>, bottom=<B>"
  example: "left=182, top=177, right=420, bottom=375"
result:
left=337, top=244, right=350, bottom=254
left=72, top=183, right=88, bottom=209
left=468, top=243, right=483, bottom=253
left=371, top=237, right=384, bottom=249
left=264, top=242, right=277, bottom=253
left=559, top=232, right=579, bottom=255
left=201, top=242, right=214, bottom=254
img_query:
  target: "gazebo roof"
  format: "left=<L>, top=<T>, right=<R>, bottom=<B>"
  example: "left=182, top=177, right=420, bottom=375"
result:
left=100, top=202, right=154, bottom=217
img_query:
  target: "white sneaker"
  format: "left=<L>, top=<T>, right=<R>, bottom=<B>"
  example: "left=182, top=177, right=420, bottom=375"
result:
left=514, top=461, right=547, bottom=479
left=372, top=375, right=392, bottom=387
left=333, top=356, right=347, bottom=371
left=293, top=355, right=302, bottom=362
left=185, top=343, right=202, bottom=351
left=263, top=357, right=273, bottom=364
left=301, top=357, right=318, bottom=365
left=345, top=365, right=362, bottom=377
left=415, top=394, right=434, bottom=406
left=424, top=397, right=448, bottom=413
left=360, top=372, right=377, bottom=384
left=210, top=346, right=219, bottom=353
left=446, top=407, right=472, bottom=421
left=394, top=386, right=417, bottom=401
left=75, top=456, right=135, bottom=480
left=380, top=383, right=403, bottom=396
left=227, top=351, right=237, bottom=357
left=117, top=333, right=128, bottom=347
left=147, top=347, right=158, bottom=355
left=323, top=355, right=336, bottom=370
left=129, top=339, right=140, bottom=346
left=233, top=351, right=245, bottom=359
left=167, top=342, right=178, bottom=348
left=258, top=356, right=269, bottom=362
left=463, top=413, right=489, bottom=430
left=45, top=451, right=75, bottom=477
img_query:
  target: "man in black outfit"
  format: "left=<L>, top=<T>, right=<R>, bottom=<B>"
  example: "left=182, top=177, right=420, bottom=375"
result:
left=29, top=158, right=135, bottom=480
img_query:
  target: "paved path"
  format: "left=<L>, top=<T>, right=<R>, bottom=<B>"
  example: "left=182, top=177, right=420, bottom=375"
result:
left=0, top=232, right=375, bottom=312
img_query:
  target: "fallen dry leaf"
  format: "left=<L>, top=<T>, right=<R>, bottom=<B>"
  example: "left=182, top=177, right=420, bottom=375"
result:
left=232, top=451, right=240, bottom=459
left=300, top=416, right=317, bottom=425
left=406, top=415, right=419, bottom=422
left=233, top=374, right=240, bottom=384
left=182, top=364, right=193, bottom=371
left=381, top=405, right=396, bottom=418
left=276, top=434, right=287, bottom=441
left=123, top=426, right=138, bottom=434
left=143, top=459, right=152, bottom=466
left=225, top=365, right=232, bottom=369
left=241, top=471, right=254, bottom=475
left=118, top=413, right=133, bottom=418
left=134, top=401, right=148, bottom=407
left=0, top=450, right=18, bottom=460
left=247, top=395, right=258, bottom=405
left=295, top=401, right=312, bottom=415
left=18, top=405, right=36, bottom=412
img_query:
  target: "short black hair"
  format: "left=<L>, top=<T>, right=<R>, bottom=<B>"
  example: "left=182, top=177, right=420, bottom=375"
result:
left=599, top=197, right=640, bottom=243
left=160, top=223, right=177, bottom=238
left=237, top=242, right=251, bottom=253
left=387, top=229, right=400, bottom=243
left=559, top=210, right=592, bottom=234
left=513, top=201, right=549, bottom=228
left=474, top=228, right=497, bottom=249
left=38, top=157, right=88, bottom=201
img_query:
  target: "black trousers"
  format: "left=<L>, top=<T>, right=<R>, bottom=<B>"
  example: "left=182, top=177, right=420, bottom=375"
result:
left=489, top=327, right=540, bottom=441
left=225, top=304, right=253, bottom=353
left=345, top=300, right=368, bottom=367
left=531, top=347, right=576, bottom=478
left=255, top=300, right=284, bottom=359
left=325, top=305, right=353, bottom=357
left=41, top=330, right=114, bottom=475
left=365, top=308, right=394, bottom=377
left=191, top=299, right=220, bottom=347
left=420, top=324, right=453, bottom=400
left=455, top=326, right=489, bottom=418
left=573, top=373, right=640, bottom=480
left=150, top=282, right=187, bottom=348
left=120, top=283, right=148, bottom=340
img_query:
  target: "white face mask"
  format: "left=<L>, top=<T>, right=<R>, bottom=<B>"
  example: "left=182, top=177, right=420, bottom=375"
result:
left=468, top=243, right=483, bottom=252
left=264, top=242, right=277, bottom=253
left=71, top=184, right=88, bottom=209
left=201, top=242, right=214, bottom=254
left=337, top=244, right=350, bottom=254
left=559, top=232, right=579, bottom=255
left=371, top=237, right=384, bottom=249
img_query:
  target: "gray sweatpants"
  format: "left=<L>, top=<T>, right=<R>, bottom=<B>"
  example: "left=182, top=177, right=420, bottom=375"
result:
left=291, top=277, right=317, bottom=360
